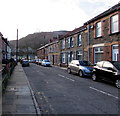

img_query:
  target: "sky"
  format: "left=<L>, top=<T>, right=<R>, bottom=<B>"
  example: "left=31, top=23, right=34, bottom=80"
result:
left=0, top=0, right=120, bottom=41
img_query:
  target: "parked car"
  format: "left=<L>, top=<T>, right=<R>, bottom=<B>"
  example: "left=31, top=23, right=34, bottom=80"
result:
left=67, top=60, right=93, bottom=77
left=38, top=59, right=42, bottom=65
left=92, top=61, right=120, bottom=88
left=41, top=59, right=51, bottom=67
left=22, top=60, right=30, bottom=67
left=35, top=59, right=39, bottom=64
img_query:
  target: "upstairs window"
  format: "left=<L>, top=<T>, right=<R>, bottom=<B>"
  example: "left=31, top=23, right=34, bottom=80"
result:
left=77, top=34, right=82, bottom=46
left=111, top=14, right=119, bottom=34
left=70, top=37, right=74, bottom=47
left=67, top=38, right=70, bottom=48
left=96, top=22, right=102, bottom=37
left=62, top=39, right=65, bottom=49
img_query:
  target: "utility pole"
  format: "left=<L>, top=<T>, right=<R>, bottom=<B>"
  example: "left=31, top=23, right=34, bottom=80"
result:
left=16, top=29, right=18, bottom=63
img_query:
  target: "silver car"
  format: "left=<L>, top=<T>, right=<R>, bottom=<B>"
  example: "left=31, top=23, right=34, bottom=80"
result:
left=67, top=60, right=93, bottom=77
left=42, top=59, right=51, bottom=67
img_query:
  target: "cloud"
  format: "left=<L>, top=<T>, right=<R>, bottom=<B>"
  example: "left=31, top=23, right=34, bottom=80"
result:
left=0, top=0, right=119, bottom=40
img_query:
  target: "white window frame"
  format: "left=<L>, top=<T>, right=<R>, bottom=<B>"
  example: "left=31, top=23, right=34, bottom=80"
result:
left=112, top=44, right=119, bottom=61
left=70, top=37, right=74, bottom=47
left=76, top=51, right=82, bottom=60
left=111, top=14, right=119, bottom=33
left=62, top=39, right=65, bottom=49
left=96, top=22, right=102, bottom=37
left=94, top=46, right=104, bottom=63
left=67, top=38, right=70, bottom=48
left=77, top=34, right=82, bottom=46
left=67, top=53, right=71, bottom=64
left=62, top=53, right=66, bottom=63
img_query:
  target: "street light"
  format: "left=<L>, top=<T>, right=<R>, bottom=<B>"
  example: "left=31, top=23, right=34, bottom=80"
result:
left=16, top=29, right=18, bottom=63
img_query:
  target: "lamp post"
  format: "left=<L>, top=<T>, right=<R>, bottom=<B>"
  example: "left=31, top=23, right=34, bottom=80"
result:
left=16, top=29, right=18, bottom=63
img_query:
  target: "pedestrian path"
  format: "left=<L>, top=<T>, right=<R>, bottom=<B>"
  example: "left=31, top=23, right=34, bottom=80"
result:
left=2, top=63, right=39, bottom=115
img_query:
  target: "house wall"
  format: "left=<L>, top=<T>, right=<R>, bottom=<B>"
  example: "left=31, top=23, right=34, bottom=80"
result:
left=37, top=3, right=120, bottom=67
left=85, top=10, right=120, bottom=64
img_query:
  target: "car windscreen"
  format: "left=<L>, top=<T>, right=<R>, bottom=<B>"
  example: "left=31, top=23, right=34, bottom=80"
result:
left=79, top=61, right=93, bottom=66
left=23, top=61, right=29, bottom=63
left=112, top=62, right=120, bottom=70
left=44, top=60, right=50, bottom=62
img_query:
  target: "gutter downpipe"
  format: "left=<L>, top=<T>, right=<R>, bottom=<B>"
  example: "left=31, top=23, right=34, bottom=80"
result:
left=88, top=24, right=90, bottom=61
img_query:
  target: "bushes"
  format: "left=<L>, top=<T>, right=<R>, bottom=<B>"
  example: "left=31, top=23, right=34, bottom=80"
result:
left=2, top=59, right=17, bottom=93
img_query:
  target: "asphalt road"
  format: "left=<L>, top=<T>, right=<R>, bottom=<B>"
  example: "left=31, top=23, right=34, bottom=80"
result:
left=23, top=63, right=120, bottom=115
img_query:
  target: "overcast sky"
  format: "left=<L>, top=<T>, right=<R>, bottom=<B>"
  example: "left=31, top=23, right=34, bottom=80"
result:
left=0, top=0, right=120, bottom=41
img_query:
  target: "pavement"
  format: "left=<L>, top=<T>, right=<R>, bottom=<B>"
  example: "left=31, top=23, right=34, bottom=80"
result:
left=2, top=63, right=41, bottom=115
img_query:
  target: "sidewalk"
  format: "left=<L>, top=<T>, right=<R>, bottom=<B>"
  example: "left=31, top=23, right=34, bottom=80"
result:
left=2, top=63, right=40, bottom=115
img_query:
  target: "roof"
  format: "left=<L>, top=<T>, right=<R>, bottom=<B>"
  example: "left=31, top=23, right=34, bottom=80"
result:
left=59, top=25, right=87, bottom=40
left=0, top=32, right=3, bottom=36
left=84, top=2, right=120, bottom=25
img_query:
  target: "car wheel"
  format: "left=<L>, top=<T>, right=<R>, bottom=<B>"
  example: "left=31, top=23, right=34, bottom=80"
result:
left=67, top=68, right=71, bottom=74
left=115, top=80, right=120, bottom=89
left=92, top=73, right=97, bottom=81
left=79, top=70, right=84, bottom=77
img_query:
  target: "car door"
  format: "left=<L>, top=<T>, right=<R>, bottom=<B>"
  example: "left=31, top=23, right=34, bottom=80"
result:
left=73, top=60, right=80, bottom=73
left=69, top=61, right=75, bottom=73
left=101, top=62, right=115, bottom=82
left=95, top=61, right=104, bottom=78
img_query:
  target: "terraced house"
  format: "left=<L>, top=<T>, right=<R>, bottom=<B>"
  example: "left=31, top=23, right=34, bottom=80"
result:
left=0, top=32, right=12, bottom=61
left=37, top=3, right=120, bottom=66
left=60, top=26, right=87, bottom=67
left=84, top=2, right=120, bottom=64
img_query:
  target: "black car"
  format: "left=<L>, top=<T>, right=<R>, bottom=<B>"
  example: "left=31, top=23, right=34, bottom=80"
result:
left=22, top=60, right=30, bottom=67
left=92, top=61, right=120, bottom=88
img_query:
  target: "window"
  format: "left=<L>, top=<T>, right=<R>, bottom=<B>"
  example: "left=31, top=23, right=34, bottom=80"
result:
left=112, top=44, right=119, bottom=61
left=62, top=53, right=65, bottom=63
left=67, top=38, right=70, bottom=48
left=67, top=53, right=70, bottom=64
left=111, top=14, right=119, bottom=33
left=96, top=61, right=104, bottom=68
left=96, top=22, right=102, bottom=37
left=103, top=62, right=113, bottom=69
left=62, top=39, right=65, bottom=49
left=77, top=34, right=82, bottom=46
left=70, top=37, right=74, bottom=47
left=94, top=47, right=104, bottom=63
left=70, top=51, right=74, bottom=61
left=76, top=51, right=82, bottom=60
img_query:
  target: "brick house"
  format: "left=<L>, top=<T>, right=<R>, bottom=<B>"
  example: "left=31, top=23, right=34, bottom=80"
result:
left=37, top=39, right=61, bottom=66
left=47, top=40, right=60, bottom=65
left=37, top=46, right=45, bottom=60
left=37, top=3, right=120, bottom=66
left=84, top=2, right=120, bottom=64
left=60, top=26, right=87, bottom=67
left=0, top=32, right=12, bottom=61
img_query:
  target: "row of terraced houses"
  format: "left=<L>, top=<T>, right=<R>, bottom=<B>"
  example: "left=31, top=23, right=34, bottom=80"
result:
left=37, top=3, right=120, bottom=67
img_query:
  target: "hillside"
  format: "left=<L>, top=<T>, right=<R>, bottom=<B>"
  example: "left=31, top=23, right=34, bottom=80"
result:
left=9, top=31, right=68, bottom=57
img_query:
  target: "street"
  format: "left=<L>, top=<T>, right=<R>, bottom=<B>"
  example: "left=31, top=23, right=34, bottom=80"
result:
left=23, top=63, right=120, bottom=115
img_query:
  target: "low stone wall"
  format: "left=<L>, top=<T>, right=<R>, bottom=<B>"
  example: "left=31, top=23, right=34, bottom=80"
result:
left=2, top=60, right=17, bottom=93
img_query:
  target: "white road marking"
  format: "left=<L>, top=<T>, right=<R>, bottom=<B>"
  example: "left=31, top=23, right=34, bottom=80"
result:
left=58, top=74, right=75, bottom=82
left=58, top=74, right=65, bottom=78
left=89, top=87, right=119, bottom=99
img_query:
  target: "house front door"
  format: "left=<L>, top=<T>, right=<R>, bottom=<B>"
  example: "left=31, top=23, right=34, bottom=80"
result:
left=112, top=44, right=119, bottom=61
